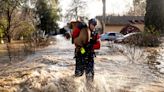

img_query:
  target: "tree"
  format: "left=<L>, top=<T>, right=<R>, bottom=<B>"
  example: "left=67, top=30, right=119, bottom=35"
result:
left=127, top=0, right=146, bottom=16
left=35, top=0, right=60, bottom=34
left=145, top=0, right=164, bottom=34
left=0, top=0, right=24, bottom=43
left=65, top=0, right=87, bottom=21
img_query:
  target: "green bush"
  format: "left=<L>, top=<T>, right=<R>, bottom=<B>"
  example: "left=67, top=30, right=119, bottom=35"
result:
left=140, top=26, right=161, bottom=47
left=139, top=33, right=160, bottom=47
left=126, top=25, right=161, bottom=47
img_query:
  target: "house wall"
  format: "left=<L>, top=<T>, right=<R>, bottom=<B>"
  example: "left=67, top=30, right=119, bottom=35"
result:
left=104, top=25, right=124, bottom=33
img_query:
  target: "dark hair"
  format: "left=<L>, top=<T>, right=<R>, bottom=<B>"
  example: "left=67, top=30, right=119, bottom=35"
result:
left=89, top=18, right=97, bottom=26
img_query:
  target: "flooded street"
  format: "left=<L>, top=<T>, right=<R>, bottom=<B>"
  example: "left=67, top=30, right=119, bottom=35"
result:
left=0, top=35, right=164, bottom=92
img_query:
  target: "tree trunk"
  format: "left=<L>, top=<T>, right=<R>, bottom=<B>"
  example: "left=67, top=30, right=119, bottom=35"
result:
left=145, top=0, right=164, bottom=34
left=7, top=34, right=11, bottom=43
left=75, top=7, right=78, bottom=21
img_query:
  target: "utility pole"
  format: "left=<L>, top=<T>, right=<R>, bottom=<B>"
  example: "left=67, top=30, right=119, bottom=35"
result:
left=102, top=0, right=106, bottom=33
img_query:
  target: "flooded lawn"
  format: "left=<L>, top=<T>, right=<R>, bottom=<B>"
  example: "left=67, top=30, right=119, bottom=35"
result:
left=0, top=35, right=164, bottom=92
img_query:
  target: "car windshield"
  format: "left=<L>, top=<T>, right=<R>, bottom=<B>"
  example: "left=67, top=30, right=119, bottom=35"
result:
left=109, top=33, right=116, bottom=36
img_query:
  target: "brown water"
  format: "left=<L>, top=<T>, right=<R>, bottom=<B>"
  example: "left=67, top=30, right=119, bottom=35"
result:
left=0, top=35, right=164, bottom=92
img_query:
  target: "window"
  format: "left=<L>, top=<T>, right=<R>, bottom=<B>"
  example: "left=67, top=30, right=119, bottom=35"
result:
left=108, top=33, right=116, bottom=36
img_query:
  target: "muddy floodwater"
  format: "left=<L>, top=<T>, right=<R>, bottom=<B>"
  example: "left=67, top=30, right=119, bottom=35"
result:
left=0, top=35, right=164, bottom=92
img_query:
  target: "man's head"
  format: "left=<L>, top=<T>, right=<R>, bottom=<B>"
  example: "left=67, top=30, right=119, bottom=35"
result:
left=88, top=18, right=97, bottom=31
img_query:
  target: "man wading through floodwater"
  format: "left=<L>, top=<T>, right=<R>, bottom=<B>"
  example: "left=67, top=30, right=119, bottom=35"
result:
left=72, top=18, right=101, bottom=81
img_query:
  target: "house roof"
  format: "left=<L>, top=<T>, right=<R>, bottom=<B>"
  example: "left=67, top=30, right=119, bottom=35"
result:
left=96, top=16, right=144, bottom=25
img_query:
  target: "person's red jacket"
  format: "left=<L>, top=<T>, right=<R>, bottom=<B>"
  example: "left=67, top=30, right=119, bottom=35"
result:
left=72, top=27, right=81, bottom=47
left=93, top=34, right=100, bottom=50
left=72, top=27, right=80, bottom=39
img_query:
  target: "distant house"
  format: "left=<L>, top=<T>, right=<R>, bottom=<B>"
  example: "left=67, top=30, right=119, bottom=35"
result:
left=96, top=16, right=144, bottom=33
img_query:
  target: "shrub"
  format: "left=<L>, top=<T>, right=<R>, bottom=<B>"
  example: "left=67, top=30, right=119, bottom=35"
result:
left=126, top=25, right=161, bottom=47
left=139, top=25, right=161, bottom=47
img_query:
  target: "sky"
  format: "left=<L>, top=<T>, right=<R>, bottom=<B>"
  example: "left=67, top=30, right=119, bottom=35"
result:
left=59, top=0, right=133, bottom=27
left=59, top=0, right=133, bottom=17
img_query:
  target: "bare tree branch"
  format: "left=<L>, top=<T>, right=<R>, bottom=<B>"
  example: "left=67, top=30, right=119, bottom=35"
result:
left=65, top=0, right=87, bottom=21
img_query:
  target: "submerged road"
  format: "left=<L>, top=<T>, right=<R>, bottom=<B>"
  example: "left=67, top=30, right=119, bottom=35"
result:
left=0, top=35, right=164, bottom=92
